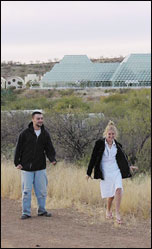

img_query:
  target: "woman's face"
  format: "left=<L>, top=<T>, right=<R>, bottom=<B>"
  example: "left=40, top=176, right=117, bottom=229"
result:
left=106, top=129, right=116, bottom=143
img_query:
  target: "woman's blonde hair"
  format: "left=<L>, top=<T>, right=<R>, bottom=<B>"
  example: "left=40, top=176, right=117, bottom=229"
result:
left=103, top=120, right=118, bottom=138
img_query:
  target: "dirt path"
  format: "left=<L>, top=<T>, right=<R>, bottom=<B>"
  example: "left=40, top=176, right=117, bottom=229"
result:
left=1, top=198, right=151, bottom=248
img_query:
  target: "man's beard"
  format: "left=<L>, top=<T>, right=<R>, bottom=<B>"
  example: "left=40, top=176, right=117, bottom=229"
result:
left=36, top=123, right=42, bottom=128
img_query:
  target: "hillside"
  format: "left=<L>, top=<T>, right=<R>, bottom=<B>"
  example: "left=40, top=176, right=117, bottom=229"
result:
left=1, top=62, right=57, bottom=79
left=1, top=56, right=124, bottom=79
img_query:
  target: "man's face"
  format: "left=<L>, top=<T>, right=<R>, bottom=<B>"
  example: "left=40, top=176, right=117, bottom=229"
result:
left=32, top=114, right=44, bottom=128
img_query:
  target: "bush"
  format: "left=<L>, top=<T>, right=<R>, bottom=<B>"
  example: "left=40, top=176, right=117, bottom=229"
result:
left=1, top=89, right=151, bottom=173
left=1, top=89, right=17, bottom=106
left=53, top=96, right=90, bottom=113
left=2, top=97, right=53, bottom=110
left=136, top=137, right=151, bottom=173
left=103, top=93, right=127, bottom=103
left=44, top=113, right=108, bottom=161
left=59, top=89, right=75, bottom=96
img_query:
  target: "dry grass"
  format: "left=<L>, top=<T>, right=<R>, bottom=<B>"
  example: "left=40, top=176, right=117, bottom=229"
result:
left=1, top=160, right=151, bottom=221
left=1, top=160, right=21, bottom=199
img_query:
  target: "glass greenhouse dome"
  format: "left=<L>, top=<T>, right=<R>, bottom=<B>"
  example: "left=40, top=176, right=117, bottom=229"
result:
left=40, top=54, right=151, bottom=88
left=41, top=55, right=119, bottom=88
left=111, top=54, right=151, bottom=87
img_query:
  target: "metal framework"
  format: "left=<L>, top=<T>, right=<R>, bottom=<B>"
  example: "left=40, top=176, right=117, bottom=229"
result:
left=40, top=54, right=151, bottom=88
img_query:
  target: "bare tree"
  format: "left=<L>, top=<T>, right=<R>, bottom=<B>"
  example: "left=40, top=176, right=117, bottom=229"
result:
left=45, top=113, right=108, bottom=161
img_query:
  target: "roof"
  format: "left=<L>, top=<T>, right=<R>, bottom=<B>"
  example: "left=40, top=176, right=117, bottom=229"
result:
left=110, top=53, right=151, bottom=82
left=41, top=55, right=119, bottom=84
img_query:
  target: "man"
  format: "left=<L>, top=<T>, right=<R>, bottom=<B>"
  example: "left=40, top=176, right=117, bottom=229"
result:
left=14, top=111, right=57, bottom=219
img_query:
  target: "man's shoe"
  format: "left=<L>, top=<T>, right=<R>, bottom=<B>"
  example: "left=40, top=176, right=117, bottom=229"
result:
left=38, top=211, right=52, bottom=217
left=21, top=214, right=31, bottom=220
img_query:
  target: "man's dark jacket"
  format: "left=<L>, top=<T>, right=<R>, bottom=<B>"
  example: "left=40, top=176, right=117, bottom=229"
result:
left=14, top=122, right=56, bottom=171
left=87, top=138, right=132, bottom=180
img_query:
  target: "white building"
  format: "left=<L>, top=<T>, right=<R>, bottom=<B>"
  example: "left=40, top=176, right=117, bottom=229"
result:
left=24, top=74, right=40, bottom=84
left=6, top=76, right=25, bottom=89
left=1, top=77, right=6, bottom=88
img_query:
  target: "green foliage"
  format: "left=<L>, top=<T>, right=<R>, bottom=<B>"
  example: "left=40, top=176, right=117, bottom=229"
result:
left=26, top=81, right=31, bottom=88
left=2, top=143, right=15, bottom=161
left=17, top=81, right=23, bottom=86
left=103, top=93, right=127, bottom=103
left=12, top=97, right=53, bottom=110
left=31, top=83, right=40, bottom=87
left=112, top=89, right=151, bottom=172
left=59, top=89, right=75, bottom=96
left=53, top=96, right=90, bottom=113
left=104, top=89, right=117, bottom=93
left=136, top=137, right=151, bottom=173
left=1, top=88, right=151, bottom=173
left=1, top=96, right=53, bottom=111
left=1, top=89, right=17, bottom=106
left=76, top=153, right=91, bottom=168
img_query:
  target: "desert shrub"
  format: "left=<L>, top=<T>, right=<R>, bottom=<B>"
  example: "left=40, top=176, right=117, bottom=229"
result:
left=1, top=89, right=17, bottom=106
left=114, top=89, right=151, bottom=171
left=135, top=137, right=151, bottom=173
left=44, top=113, right=108, bottom=161
left=3, top=97, right=53, bottom=110
left=1, top=89, right=151, bottom=173
left=118, top=88, right=131, bottom=94
left=59, top=89, right=75, bottom=96
left=103, top=93, right=127, bottom=103
left=104, top=89, right=117, bottom=93
left=1, top=112, right=31, bottom=159
left=53, top=96, right=90, bottom=113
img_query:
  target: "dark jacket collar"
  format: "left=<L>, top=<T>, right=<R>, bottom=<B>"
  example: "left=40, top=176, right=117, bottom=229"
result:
left=100, top=137, right=120, bottom=146
left=28, top=121, right=45, bottom=133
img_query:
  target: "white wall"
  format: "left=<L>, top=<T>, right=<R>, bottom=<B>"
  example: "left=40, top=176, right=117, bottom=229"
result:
left=24, top=74, right=39, bottom=84
left=6, top=77, right=25, bottom=89
left=1, top=77, right=6, bottom=88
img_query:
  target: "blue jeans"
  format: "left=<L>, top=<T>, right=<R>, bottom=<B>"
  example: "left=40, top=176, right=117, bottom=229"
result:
left=21, top=169, right=48, bottom=216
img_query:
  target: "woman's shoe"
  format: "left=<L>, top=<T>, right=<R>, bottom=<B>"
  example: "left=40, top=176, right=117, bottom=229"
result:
left=106, top=211, right=113, bottom=219
left=116, top=217, right=122, bottom=224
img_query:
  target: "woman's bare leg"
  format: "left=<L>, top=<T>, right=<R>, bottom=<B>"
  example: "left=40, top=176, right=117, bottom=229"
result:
left=115, top=188, right=122, bottom=221
left=106, top=196, right=114, bottom=217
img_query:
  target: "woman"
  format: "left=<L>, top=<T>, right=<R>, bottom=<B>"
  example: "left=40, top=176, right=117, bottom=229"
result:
left=86, top=120, right=138, bottom=224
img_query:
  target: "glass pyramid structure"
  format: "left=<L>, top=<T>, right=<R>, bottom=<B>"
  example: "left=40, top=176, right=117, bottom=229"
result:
left=41, top=55, right=119, bottom=87
left=111, top=54, right=151, bottom=87
left=41, top=54, right=151, bottom=88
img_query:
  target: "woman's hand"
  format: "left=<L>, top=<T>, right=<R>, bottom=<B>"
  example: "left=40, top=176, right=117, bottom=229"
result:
left=51, top=161, right=57, bottom=165
left=130, top=165, right=138, bottom=174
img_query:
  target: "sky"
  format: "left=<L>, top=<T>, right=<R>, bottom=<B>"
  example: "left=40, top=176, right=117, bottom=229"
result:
left=1, top=1, right=151, bottom=63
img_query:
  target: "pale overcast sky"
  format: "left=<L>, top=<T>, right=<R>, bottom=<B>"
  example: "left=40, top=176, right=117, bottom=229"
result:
left=1, top=1, right=151, bottom=63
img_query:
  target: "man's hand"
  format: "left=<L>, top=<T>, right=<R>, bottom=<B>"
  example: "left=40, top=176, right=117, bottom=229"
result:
left=130, top=165, right=138, bottom=174
left=51, top=161, right=57, bottom=165
left=16, top=164, right=23, bottom=170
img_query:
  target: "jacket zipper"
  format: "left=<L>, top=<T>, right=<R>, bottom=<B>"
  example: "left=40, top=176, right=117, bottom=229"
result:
left=30, top=163, right=32, bottom=170
left=30, top=135, right=38, bottom=170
